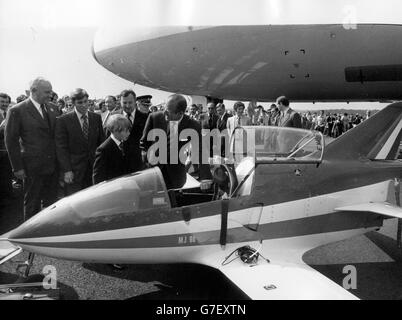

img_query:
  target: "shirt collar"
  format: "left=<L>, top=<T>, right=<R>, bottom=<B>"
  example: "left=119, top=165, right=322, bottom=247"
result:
left=30, top=96, right=41, bottom=111
left=110, top=133, right=122, bottom=146
left=166, top=113, right=184, bottom=124
left=75, top=107, right=88, bottom=119
left=123, top=109, right=135, bottom=118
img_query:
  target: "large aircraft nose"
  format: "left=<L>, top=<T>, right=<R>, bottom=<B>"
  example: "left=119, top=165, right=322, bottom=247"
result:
left=92, top=26, right=210, bottom=87
left=93, top=26, right=198, bottom=55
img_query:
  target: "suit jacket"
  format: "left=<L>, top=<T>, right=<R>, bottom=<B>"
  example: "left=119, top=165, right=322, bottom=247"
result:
left=0, top=110, right=7, bottom=153
left=140, top=112, right=212, bottom=188
left=112, top=109, right=148, bottom=173
left=55, top=111, right=105, bottom=182
left=277, top=108, right=302, bottom=128
left=227, top=115, right=252, bottom=137
left=217, top=113, right=232, bottom=132
left=101, top=110, right=111, bottom=126
left=207, top=113, right=219, bottom=130
left=5, top=98, right=58, bottom=175
left=93, top=136, right=127, bottom=184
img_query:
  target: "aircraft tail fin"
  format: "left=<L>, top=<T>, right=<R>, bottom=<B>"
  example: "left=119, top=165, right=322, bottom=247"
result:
left=324, top=102, right=402, bottom=160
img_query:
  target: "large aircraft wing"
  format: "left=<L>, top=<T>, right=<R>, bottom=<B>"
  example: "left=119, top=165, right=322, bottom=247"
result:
left=218, top=259, right=358, bottom=300
left=335, top=202, right=402, bottom=219
left=0, top=232, right=22, bottom=265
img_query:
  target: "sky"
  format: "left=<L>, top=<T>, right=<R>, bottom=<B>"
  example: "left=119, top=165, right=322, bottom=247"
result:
left=0, top=0, right=401, bottom=110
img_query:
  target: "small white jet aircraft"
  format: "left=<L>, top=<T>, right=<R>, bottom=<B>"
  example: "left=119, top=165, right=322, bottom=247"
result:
left=1, top=23, right=402, bottom=300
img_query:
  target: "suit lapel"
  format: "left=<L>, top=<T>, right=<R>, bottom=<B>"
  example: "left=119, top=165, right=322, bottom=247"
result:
left=178, top=114, right=190, bottom=136
left=87, top=112, right=95, bottom=143
left=131, top=109, right=139, bottom=134
left=26, top=100, right=48, bottom=128
left=109, top=137, right=123, bottom=160
left=72, top=111, right=87, bottom=143
left=219, top=114, right=228, bottom=130
left=280, top=110, right=291, bottom=126
left=45, top=103, right=57, bottom=131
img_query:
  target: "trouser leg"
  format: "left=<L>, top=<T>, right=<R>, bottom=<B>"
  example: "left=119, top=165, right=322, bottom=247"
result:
left=41, top=172, right=58, bottom=208
left=23, top=175, right=44, bottom=221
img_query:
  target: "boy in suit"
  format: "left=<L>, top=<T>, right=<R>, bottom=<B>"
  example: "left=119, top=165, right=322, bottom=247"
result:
left=93, top=114, right=131, bottom=184
left=111, top=90, right=148, bottom=173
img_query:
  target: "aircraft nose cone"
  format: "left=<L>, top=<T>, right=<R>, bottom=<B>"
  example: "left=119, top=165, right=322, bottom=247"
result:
left=7, top=197, right=79, bottom=244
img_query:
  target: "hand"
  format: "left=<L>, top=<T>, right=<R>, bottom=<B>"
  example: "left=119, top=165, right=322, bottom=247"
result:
left=64, top=171, right=74, bottom=184
left=200, top=179, right=213, bottom=191
left=14, top=169, right=26, bottom=180
left=141, top=151, right=148, bottom=164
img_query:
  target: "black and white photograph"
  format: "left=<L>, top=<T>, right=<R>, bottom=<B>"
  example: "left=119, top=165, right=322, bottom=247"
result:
left=0, top=0, right=402, bottom=305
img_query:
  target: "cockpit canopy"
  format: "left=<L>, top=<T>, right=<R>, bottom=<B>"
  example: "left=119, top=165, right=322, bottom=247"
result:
left=231, top=126, right=324, bottom=164
left=68, top=168, right=170, bottom=219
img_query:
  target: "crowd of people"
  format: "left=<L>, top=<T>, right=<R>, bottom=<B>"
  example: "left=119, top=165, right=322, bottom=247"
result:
left=300, top=110, right=371, bottom=138
left=1, top=77, right=375, bottom=224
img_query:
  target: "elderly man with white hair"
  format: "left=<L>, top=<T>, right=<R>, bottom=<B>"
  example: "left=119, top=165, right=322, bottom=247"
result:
left=5, top=77, right=59, bottom=220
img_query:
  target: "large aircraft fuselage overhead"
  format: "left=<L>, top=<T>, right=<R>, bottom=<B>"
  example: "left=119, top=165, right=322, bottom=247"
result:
left=92, top=24, right=402, bottom=102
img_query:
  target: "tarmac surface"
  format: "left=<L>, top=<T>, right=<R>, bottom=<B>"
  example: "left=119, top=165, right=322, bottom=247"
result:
left=1, top=189, right=402, bottom=300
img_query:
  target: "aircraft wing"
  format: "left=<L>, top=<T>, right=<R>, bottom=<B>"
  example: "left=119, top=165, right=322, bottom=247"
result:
left=335, top=202, right=402, bottom=219
left=0, top=232, right=22, bottom=265
left=218, top=259, right=358, bottom=300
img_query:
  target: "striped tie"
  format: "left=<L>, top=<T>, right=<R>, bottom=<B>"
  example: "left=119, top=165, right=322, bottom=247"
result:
left=82, top=114, right=88, bottom=139
left=126, top=112, right=132, bottom=124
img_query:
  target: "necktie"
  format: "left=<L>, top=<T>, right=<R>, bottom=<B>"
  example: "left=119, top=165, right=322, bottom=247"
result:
left=237, top=116, right=241, bottom=127
left=118, top=141, right=125, bottom=156
left=82, top=114, right=88, bottom=139
left=41, top=104, right=50, bottom=127
left=126, top=112, right=132, bottom=124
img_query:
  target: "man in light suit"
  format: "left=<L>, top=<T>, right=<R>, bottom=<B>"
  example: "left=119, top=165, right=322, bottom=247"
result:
left=5, top=78, right=59, bottom=220
left=226, top=101, right=252, bottom=138
left=55, top=88, right=105, bottom=196
left=101, top=95, right=118, bottom=128
left=276, top=96, right=302, bottom=128
left=111, top=89, right=149, bottom=173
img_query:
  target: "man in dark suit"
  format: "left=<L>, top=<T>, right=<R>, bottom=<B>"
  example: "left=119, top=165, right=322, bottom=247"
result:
left=55, top=88, right=105, bottom=196
left=112, top=89, right=148, bottom=173
left=140, top=94, right=212, bottom=190
left=5, top=78, right=58, bottom=220
left=0, top=93, right=13, bottom=198
left=216, top=103, right=232, bottom=157
left=93, top=114, right=131, bottom=184
left=276, top=96, right=302, bottom=128
left=206, top=102, right=219, bottom=130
